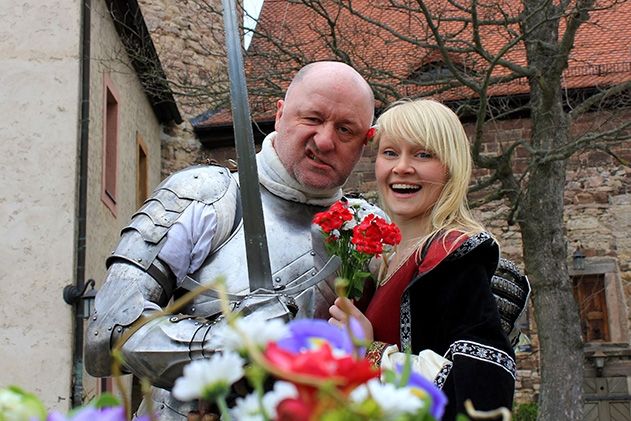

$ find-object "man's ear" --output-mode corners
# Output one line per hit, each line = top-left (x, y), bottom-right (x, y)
(274, 99), (284, 132)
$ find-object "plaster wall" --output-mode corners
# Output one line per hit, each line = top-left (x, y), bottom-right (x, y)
(82, 0), (163, 399)
(0, 0), (82, 411)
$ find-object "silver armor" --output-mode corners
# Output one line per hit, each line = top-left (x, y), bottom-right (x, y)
(85, 165), (344, 419)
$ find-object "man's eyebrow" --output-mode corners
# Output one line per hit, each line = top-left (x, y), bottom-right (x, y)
(337, 117), (362, 127)
(296, 107), (323, 116)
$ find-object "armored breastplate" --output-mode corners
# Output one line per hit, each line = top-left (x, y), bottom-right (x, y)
(186, 186), (336, 320)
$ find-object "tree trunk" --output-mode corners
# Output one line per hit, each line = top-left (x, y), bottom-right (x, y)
(518, 126), (584, 420)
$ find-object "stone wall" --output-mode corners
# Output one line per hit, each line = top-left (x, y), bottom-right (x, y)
(139, 0), (231, 177)
(138, 0), (229, 119)
(0, 0), (82, 410)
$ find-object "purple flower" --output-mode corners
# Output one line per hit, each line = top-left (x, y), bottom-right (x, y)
(276, 319), (363, 355)
(47, 406), (150, 421)
(403, 366), (448, 420)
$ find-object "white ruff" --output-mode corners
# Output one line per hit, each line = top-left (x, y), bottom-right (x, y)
(256, 133), (343, 206)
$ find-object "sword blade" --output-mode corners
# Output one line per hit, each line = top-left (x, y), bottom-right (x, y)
(221, 0), (273, 291)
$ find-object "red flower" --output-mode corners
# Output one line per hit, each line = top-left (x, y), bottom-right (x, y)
(365, 127), (377, 144)
(375, 218), (402, 246)
(351, 215), (402, 256)
(312, 200), (353, 233)
(276, 398), (314, 421)
(264, 342), (380, 401)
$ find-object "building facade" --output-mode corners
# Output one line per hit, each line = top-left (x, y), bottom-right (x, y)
(0, 0), (180, 411)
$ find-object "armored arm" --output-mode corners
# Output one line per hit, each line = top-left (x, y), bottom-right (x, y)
(85, 165), (239, 389)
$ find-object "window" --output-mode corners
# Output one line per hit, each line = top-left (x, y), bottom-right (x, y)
(102, 75), (119, 215)
(408, 61), (475, 83)
(99, 377), (113, 394)
(136, 132), (148, 208)
(573, 274), (610, 342)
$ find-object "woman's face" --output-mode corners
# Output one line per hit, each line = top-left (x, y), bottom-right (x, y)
(375, 135), (448, 223)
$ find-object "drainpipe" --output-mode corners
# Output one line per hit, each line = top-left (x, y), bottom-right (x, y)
(70, 0), (91, 408)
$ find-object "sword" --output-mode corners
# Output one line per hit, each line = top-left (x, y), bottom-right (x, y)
(221, 0), (273, 291)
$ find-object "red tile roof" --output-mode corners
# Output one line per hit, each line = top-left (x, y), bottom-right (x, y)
(197, 0), (631, 128)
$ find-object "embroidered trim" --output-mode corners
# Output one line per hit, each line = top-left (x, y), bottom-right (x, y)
(447, 232), (492, 261)
(433, 361), (453, 390)
(365, 341), (389, 368)
(445, 340), (516, 379)
(400, 291), (412, 351)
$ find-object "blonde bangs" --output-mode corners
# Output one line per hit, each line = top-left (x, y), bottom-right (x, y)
(374, 99), (486, 240)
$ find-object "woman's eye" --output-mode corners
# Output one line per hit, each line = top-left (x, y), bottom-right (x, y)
(416, 151), (433, 159)
(382, 149), (398, 157)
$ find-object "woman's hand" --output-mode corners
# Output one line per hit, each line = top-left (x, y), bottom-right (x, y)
(328, 297), (374, 342)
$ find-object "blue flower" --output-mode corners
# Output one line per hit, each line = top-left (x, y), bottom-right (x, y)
(403, 366), (448, 420)
(276, 319), (362, 355)
(47, 406), (148, 421)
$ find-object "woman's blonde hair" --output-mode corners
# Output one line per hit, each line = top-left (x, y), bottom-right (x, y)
(374, 98), (486, 252)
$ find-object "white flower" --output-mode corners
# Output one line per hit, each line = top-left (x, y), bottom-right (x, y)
(172, 352), (245, 401)
(216, 317), (289, 353)
(342, 199), (389, 230)
(350, 379), (425, 418)
(230, 381), (298, 421)
(231, 392), (264, 421)
(262, 381), (298, 418)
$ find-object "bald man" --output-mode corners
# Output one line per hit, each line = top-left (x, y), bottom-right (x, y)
(85, 61), (375, 420)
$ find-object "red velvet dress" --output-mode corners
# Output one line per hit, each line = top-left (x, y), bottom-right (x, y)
(366, 232), (467, 347)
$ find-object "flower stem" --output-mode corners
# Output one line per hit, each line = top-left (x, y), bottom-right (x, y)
(217, 396), (232, 421)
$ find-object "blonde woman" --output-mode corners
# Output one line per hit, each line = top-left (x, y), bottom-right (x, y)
(329, 99), (515, 420)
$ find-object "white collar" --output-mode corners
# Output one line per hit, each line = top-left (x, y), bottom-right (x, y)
(256, 132), (343, 206)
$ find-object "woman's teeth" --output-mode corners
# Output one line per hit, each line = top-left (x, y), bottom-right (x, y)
(391, 183), (421, 193)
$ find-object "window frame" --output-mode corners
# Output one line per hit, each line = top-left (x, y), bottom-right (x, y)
(101, 74), (119, 216)
(570, 259), (629, 344)
(136, 132), (149, 209)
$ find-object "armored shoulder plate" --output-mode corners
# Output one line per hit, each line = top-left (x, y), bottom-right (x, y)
(107, 165), (235, 271)
(491, 258), (531, 343)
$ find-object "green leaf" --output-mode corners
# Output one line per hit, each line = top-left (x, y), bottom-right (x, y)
(382, 369), (397, 384)
(0, 386), (47, 421)
(91, 392), (121, 408)
(398, 352), (413, 387)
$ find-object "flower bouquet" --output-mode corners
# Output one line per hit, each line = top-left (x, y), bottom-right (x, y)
(0, 385), (148, 421)
(172, 315), (447, 421)
(312, 198), (401, 300)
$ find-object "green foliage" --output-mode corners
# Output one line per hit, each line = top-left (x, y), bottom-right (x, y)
(0, 386), (47, 421)
(90, 393), (121, 409)
(513, 402), (538, 421)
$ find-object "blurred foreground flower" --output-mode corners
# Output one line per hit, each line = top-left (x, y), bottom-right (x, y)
(47, 406), (140, 421)
(173, 317), (446, 421)
(0, 387), (149, 421)
(276, 318), (361, 355)
(231, 381), (298, 421)
(0, 386), (46, 421)
(172, 352), (245, 402)
(216, 317), (289, 355)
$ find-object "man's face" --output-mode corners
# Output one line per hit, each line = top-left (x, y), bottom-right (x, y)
(273, 72), (373, 190)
